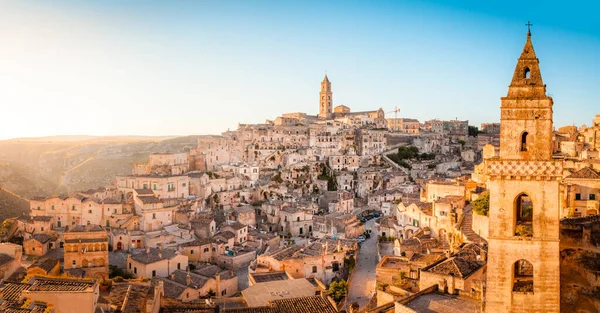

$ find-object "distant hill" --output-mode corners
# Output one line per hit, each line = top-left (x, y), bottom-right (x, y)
(0, 188), (29, 222)
(0, 135), (201, 198)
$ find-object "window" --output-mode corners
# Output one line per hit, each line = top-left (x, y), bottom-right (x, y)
(72, 205), (75, 211)
(312, 266), (317, 273)
(178, 263), (181, 269)
(513, 259), (533, 293)
(515, 194), (533, 237)
(88, 210), (92, 214)
(32, 247), (35, 251)
(524, 67), (531, 79)
(297, 217), (300, 222)
(153, 213), (156, 219)
(153, 184), (157, 190)
(332, 262), (340, 272)
(191, 249), (194, 254)
(221, 289), (227, 296)
(129, 263), (132, 269)
(72, 260), (76, 266)
(521, 132), (529, 152)
(575, 193), (581, 200)
(134, 267), (137, 274)
(590, 194), (596, 200)
(41, 227), (44, 231)
(152, 270), (156, 277)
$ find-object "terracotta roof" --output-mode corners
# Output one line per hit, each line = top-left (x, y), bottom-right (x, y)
(179, 238), (212, 247)
(271, 296), (337, 313)
(223, 221), (246, 231)
(28, 258), (59, 273)
(0, 253), (15, 266)
(426, 257), (483, 279)
(109, 283), (152, 313)
(223, 308), (277, 313)
(137, 196), (163, 204)
(130, 248), (178, 264)
(31, 234), (53, 244)
(68, 224), (105, 232)
(27, 276), (96, 292)
(214, 231), (236, 240)
(567, 167), (600, 180)
(0, 282), (30, 305)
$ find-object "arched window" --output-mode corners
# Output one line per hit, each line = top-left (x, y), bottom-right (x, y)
(512, 259), (533, 293)
(515, 194), (533, 237)
(521, 132), (529, 152)
(524, 67), (531, 79)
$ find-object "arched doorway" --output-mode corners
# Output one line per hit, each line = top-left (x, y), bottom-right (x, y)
(116, 242), (122, 250)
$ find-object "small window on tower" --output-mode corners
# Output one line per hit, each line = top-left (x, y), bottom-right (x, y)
(524, 67), (531, 79)
(521, 132), (529, 152)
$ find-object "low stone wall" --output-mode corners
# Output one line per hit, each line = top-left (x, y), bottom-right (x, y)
(472, 212), (489, 240)
(214, 251), (257, 270)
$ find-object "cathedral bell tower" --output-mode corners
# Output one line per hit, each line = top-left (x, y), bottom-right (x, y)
(318, 75), (332, 119)
(484, 29), (561, 313)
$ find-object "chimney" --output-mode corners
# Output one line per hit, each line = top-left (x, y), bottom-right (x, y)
(186, 270), (191, 286)
(171, 273), (175, 280)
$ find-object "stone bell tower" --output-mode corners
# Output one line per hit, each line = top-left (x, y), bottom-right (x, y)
(484, 29), (561, 312)
(318, 75), (332, 119)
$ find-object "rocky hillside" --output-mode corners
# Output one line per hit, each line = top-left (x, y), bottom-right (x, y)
(0, 188), (29, 222)
(0, 136), (200, 198)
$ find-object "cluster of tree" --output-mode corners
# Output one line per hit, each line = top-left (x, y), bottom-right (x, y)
(343, 255), (356, 273)
(387, 146), (435, 169)
(472, 192), (490, 216)
(327, 279), (349, 302)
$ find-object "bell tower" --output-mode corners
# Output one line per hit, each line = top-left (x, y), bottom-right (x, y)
(484, 29), (561, 313)
(318, 75), (332, 119)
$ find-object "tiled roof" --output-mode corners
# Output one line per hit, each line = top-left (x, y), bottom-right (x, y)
(179, 238), (212, 247)
(0, 253), (15, 267)
(31, 234), (53, 244)
(249, 271), (289, 283)
(223, 308), (277, 313)
(168, 270), (209, 289)
(214, 231), (236, 240)
(137, 196), (163, 204)
(102, 198), (122, 204)
(223, 221), (246, 231)
(160, 279), (187, 298)
(28, 258), (59, 273)
(27, 276), (96, 292)
(426, 257), (483, 279)
(68, 224), (105, 232)
(272, 296), (337, 313)
(130, 248), (178, 264)
(567, 167), (600, 179)
(135, 189), (155, 195)
(0, 283), (31, 305)
(109, 283), (152, 313)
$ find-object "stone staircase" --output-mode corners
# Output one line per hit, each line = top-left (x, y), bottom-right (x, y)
(460, 205), (486, 245)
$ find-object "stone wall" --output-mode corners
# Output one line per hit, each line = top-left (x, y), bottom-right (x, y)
(471, 212), (489, 240)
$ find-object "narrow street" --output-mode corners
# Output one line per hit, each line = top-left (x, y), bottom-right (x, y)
(347, 218), (379, 310)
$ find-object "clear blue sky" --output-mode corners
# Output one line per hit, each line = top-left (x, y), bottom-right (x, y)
(1, 1), (598, 140)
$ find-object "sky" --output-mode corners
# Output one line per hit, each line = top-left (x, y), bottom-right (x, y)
(1, 1), (599, 140)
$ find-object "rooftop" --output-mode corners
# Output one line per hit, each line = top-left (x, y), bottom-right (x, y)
(241, 278), (317, 307)
(130, 248), (178, 264)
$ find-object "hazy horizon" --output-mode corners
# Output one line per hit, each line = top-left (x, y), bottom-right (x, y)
(2, 1), (599, 140)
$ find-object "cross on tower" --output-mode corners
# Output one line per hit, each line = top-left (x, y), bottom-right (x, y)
(525, 21), (533, 35)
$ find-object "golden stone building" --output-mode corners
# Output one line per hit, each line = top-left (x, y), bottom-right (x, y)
(484, 29), (561, 312)
(63, 224), (109, 280)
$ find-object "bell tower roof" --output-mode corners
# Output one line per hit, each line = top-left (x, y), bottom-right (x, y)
(323, 74), (330, 83)
(506, 31), (548, 98)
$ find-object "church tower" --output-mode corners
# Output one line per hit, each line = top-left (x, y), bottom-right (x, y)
(484, 30), (561, 312)
(318, 75), (332, 119)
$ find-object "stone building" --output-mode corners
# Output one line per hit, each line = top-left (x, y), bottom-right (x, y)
(63, 224), (109, 280)
(387, 118), (420, 135)
(483, 30), (561, 313)
(318, 75), (333, 119)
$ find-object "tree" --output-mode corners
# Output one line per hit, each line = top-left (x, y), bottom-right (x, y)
(468, 126), (480, 137)
(327, 279), (348, 302)
(327, 177), (337, 191)
(472, 192), (490, 216)
(214, 205), (226, 227)
(344, 255), (356, 273)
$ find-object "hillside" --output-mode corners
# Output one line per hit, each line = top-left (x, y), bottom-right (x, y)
(0, 135), (201, 198)
(0, 188), (29, 222)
